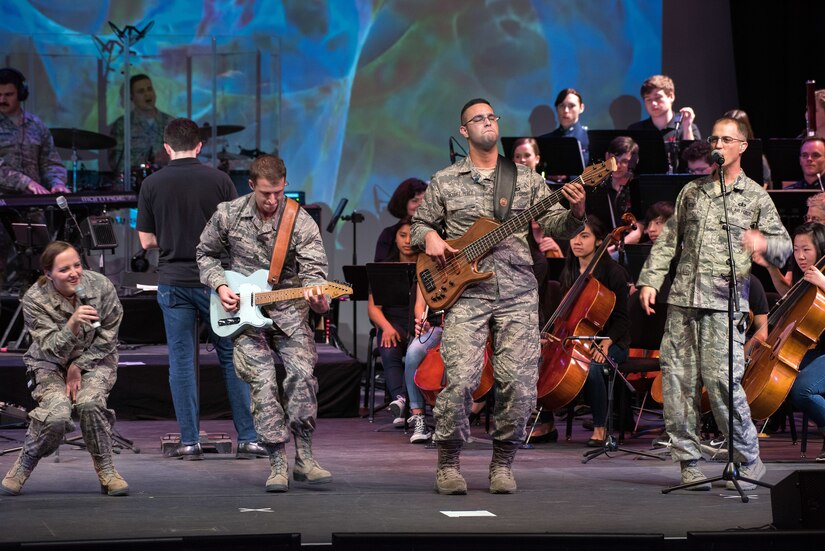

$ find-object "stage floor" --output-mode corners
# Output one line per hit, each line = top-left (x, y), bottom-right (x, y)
(0, 407), (823, 547)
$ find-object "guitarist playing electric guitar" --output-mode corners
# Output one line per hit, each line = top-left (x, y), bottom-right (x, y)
(196, 154), (334, 493)
(409, 98), (589, 496)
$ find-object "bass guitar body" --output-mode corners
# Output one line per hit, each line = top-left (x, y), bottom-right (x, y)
(416, 218), (501, 311)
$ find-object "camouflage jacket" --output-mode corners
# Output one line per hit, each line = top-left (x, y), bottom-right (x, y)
(108, 109), (174, 169)
(637, 172), (791, 312)
(0, 111), (67, 193)
(22, 270), (122, 372)
(196, 194), (327, 337)
(410, 156), (585, 300)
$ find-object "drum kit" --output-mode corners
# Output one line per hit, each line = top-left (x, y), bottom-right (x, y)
(49, 123), (257, 191)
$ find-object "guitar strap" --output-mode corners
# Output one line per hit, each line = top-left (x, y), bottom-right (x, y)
(267, 197), (300, 285)
(493, 155), (517, 222)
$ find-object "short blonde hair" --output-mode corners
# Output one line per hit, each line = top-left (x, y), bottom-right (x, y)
(807, 192), (825, 210)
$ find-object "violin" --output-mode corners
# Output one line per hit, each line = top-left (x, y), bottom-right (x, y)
(536, 213), (636, 411)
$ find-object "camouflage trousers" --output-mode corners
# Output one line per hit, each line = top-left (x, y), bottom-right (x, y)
(23, 360), (117, 460)
(232, 322), (318, 444)
(660, 305), (759, 464)
(435, 294), (540, 444)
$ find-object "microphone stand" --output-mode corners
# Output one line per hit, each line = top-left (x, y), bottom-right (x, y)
(341, 211), (364, 359)
(581, 339), (666, 463)
(662, 162), (771, 501)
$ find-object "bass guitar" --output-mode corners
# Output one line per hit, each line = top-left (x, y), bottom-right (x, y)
(210, 269), (352, 338)
(417, 158), (616, 311)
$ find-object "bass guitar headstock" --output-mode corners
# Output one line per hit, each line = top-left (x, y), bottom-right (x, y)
(578, 158), (617, 188)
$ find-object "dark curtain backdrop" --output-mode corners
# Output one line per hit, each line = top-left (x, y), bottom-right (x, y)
(730, 0), (824, 138)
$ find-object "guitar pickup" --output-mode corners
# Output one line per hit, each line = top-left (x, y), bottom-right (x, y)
(217, 317), (240, 326)
(419, 269), (435, 292)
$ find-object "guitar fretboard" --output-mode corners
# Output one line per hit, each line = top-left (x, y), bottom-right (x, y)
(254, 285), (327, 306)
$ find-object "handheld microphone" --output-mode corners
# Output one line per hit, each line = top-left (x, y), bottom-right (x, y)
(74, 285), (101, 329)
(711, 149), (725, 165)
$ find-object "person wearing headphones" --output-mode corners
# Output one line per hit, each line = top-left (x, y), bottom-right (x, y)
(0, 67), (68, 195)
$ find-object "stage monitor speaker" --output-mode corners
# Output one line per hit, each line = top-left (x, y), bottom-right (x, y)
(771, 469), (825, 529)
(81, 215), (118, 250)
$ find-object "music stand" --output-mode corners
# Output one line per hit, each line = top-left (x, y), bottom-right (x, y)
(364, 262), (417, 422)
(622, 244), (653, 283)
(767, 189), (819, 232)
(11, 223), (49, 271)
(632, 174), (694, 220)
(500, 136), (584, 176)
(764, 138), (803, 186)
(587, 129), (669, 175)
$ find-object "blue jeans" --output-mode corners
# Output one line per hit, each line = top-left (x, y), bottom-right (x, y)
(404, 327), (443, 410)
(157, 284), (257, 445)
(789, 351), (825, 431)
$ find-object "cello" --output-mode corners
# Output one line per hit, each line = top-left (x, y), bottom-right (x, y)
(742, 254), (825, 420)
(414, 337), (495, 407)
(536, 213), (636, 411)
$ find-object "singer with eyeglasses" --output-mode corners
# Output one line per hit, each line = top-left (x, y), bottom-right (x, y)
(1, 241), (128, 497)
(410, 97), (586, 495)
(637, 117), (791, 491)
(786, 137), (825, 191)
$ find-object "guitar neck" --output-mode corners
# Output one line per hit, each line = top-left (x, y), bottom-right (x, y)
(255, 285), (322, 306)
(464, 183), (574, 262)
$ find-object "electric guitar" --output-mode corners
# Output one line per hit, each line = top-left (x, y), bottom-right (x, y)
(417, 159), (616, 310)
(209, 269), (352, 338)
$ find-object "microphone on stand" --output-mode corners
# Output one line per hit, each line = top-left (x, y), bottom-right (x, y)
(672, 112), (683, 136)
(711, 149), (725, 165)
(449, 138), (456, 164)
(817, 172), (824, 192)
(56, 196), (84, 237)
(74, 284), (101, 329)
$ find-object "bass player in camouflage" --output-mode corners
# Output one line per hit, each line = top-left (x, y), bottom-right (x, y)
(196, 155), (331, 493)
(411, 98), (587, 495)
(638, 117), (791, 491)
(1, 241), (128, 496)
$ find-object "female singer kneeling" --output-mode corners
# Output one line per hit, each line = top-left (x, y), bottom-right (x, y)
(0, 241), (128, 496)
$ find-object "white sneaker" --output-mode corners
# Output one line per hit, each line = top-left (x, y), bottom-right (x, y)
(389, 396), (406, 427)
(726, 457), (766, 491)
(408, 414), (432, 443)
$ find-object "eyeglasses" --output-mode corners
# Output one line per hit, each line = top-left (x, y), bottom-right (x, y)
(800, 152), (824, 160)
(688, 167), (712, 175)
(804, 214), (824, 223)
(707, 135), (746, 145)
(462, 114), (501, 126)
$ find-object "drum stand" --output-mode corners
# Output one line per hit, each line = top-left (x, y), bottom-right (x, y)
(582, 343), (665, 463)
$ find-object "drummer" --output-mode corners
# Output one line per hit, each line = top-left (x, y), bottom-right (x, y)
(108, 73), (174, 171)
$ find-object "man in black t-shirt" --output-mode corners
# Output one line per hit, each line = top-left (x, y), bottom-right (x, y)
(136, 118), (262, 460)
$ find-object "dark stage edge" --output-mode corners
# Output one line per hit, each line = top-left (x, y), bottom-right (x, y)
(1, 413), (824, 548)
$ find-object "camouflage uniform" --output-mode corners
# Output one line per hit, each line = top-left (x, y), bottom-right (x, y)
(638, 173), (791, 464)
(0, 110), (67, 193)
(410, 157), (585, 444)
(108, 110), (174, 170)
(196, 194), (327, 444)
(20, 270), (123, 461)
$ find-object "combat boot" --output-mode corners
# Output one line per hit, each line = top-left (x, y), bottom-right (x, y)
(292, 432), (332, 484)
(435, 440), (467, 495)
(264, 442), (289, 492)
(489, 440), (518, 494)
(91, 453), (129, 496)
(1, 451), (38, 496)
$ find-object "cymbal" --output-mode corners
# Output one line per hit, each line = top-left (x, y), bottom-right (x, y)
(50, 128), (116, 150)
(198, 124), (244, 139)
